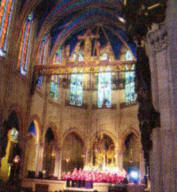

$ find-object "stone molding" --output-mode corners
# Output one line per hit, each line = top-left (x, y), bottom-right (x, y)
(147, 24), (168, 53)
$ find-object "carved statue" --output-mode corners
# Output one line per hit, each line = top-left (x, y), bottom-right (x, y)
(78, 29), (99, 61)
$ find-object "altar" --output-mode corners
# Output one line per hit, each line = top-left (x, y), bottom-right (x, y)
(22, 178), (145, 192)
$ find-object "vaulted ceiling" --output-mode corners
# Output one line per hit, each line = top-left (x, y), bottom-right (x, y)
(20, 0), (166, 59)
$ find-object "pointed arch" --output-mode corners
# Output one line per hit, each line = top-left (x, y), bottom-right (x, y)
(17, 12), (33, 75)
(62, 128), (84, 148)
(120, 128), (141, 152)
(62, 130), (84, 172)
(0, 0), (15, 56)
(37, 34), (47, 87)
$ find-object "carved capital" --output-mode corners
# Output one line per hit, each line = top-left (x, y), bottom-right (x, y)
(147, 24), (168, 53)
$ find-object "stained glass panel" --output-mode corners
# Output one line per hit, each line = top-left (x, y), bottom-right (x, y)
(18, 12), (33, 75)
(50, 75), (59, 99)
(28, 122), (36, 137)
(125, 65), (135, 103)
(39, 35), (47, 65)
(53, 47), (62, 64)
(69, 72), (83, 106)
(37, 35), (47, 87)
(125, 50), (133, 61)
(98, 69), (112, 108)
(37, 75), (43, 87)
(0, 0), (14, 56)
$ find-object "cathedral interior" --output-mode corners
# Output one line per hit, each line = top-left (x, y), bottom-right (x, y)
(0, 0), (176, 192)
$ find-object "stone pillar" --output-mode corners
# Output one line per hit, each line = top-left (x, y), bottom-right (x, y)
(167, 1), (177, 191)
(56, 149), (62, 179)
(117, 150), (123, 170)
(84, 149), (91, 167)
(160, 129), (175, 192)
(35, 143), (44, 176)
(149, 128), (162, 192)
(147, 12), (177, 191)
(53, 148), (61, 178)
(139, 150), (145, 181)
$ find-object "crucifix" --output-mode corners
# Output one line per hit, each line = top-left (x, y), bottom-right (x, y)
(78, 29), (99, 60)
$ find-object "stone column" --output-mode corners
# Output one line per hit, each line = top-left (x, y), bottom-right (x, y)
(56, 149), (62, 179)
(149, 128), (162, 192)
(160, 129), (175, 192)
(117, 150), (123, 170)
(167, 1), (177, 191)
(147, 15), (177, 191)
(35, 143), (44, 176)
(84, 141), (92, 168)
(139, 150), (145, 181)
(53, 148), (60, 178)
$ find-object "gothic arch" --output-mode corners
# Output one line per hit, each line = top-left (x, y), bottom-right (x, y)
(62, 127), (85, 148)
(91, 129), (118, 150)
(34, 0), (123, 54)
(28, 114), (42, 144)
(120, 127), (141, 153)
(43, 126), (57, 177)
(42, 122), (58, 145)
(8, 104), (24, 132)
(61, 130), (85, 172)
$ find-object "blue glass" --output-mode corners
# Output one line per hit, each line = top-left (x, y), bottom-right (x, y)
(37, 75), (43, 87)
(125, 65), (135, 103)
(69, 72), (83, 106)
(0, 0), (15, 56)
(28, 122), (36, 137)
(50, 75), (59, 99)
(98, 70), (112, 108)
(37, 35), (47, 87)
(54, 47), (62, 64)
(18, 12), (33, 75)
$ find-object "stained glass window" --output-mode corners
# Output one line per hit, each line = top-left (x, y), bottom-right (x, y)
(69, 71), (83, 106)
(39, 35), (47, 65)
(125, 65), (136, 103)
(17, 12), (33, 75)
(49, 75), (59, 99)
(53, 47), (62, 64)
(125, 49), (133, 61)
(98, 68), (112, 108)
(37, 35), (47, 87)
(0, 0), (15, 56)
(28, 122), (36, 137)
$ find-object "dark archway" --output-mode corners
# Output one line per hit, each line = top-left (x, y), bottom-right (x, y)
(123, 133), (140, 173)
(43, 128), (56, 178)
(62, 132), (84, 173)
(1, 111), (19, 157)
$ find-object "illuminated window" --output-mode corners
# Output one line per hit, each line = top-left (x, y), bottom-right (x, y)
(125, 49), (133, 61)
(28, 122), (36, 137)
(49, 75), (59, 99)
(0, 0), (15, 56)
(37, 35), (47, 87)
(69, 70), (83, 106)
(53, 47), (62, 65)
(98, 68), (112, 108)
(125, 65), (136, 103)
(39, 35), (47, 65)
(17, 12), (33, 75)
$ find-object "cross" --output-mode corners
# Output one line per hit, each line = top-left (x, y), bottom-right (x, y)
(78, 29), (99, 59)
